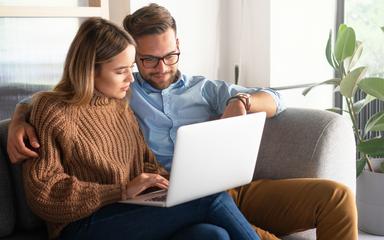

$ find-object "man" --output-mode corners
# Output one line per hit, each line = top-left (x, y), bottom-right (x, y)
(8, 3), (357, 240)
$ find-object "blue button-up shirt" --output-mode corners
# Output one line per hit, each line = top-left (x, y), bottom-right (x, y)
(130, 72), (284, 170)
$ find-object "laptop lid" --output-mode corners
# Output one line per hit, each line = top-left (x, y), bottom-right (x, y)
(165, 112), (266, 207)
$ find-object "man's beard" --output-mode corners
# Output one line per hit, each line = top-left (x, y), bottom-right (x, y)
(142, 70), (178, 89)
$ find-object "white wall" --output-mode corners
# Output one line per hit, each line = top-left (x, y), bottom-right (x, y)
(108, 0), (130, 27)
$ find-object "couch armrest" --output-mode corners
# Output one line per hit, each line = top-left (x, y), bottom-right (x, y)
(254, 108), (356, 192)
(0, 119), (16, 237)
(0, 119), (44, 233)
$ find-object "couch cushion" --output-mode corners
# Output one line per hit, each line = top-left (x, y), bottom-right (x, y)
(0, 119), (16, 237)
(0, 119), (44, 231)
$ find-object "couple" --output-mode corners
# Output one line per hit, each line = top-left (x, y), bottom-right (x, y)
(8, 3), (357, 240)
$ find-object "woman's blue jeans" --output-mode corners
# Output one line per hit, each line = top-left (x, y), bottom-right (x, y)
(60, 192), (260, 240)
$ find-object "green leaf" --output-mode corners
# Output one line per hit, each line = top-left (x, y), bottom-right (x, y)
(358, 138), (384, 157)
(334, 24), (347, 62)
(335, 25), (356, 62)
(358, 77), (384, 100)
(340, 66), (367, 97)
(346, 41), (363, 72)
(356, 157), (367, 177)
(332, 54), (340, 70)
(381, 26), (384, 33)
(352, 94), (376, 113)
(325, 30), (336, 69)
(365, 111), (384, 133)
(302, 78), (341, 96)
(338, 24), (347, 35)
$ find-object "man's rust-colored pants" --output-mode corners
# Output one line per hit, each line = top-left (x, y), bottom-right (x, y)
(228, 178), (358, 240)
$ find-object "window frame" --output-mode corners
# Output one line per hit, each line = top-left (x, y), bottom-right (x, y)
(0, 0), (109, 18)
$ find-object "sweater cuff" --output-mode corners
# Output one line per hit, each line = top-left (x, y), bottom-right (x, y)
(99, 184), (124, 204)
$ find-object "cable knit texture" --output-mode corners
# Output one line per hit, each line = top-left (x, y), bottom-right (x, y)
(22, 92), (164, 239)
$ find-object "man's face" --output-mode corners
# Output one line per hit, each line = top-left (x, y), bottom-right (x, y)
(135, 28), (179, 90)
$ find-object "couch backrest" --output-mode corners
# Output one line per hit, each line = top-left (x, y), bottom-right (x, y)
(0, 119), (45, 237)
(0, 84), (52, 121)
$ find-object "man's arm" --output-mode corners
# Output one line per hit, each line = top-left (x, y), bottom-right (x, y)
(222, 91), (277, 119)
(248, 91), (277, 117)
(7, 103), (40, 164)
(201, 79), (283, 119)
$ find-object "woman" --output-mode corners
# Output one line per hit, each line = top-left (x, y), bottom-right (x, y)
(22, 17), (259, 240)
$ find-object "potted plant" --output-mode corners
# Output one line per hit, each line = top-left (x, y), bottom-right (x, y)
(303, 24), (384, 235)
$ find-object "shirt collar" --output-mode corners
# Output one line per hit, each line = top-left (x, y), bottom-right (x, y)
(134, 71), (186, 93)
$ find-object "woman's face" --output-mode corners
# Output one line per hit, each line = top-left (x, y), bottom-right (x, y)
(94, 45), (136, 99)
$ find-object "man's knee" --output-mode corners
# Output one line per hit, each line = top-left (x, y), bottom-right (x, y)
(321, 180), (354, 203)
(318, 180), (356, 217)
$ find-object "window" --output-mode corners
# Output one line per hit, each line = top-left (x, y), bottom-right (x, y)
(269, 0), (337, 109)
(345, 0), (384, 77)
(0, 0), (109, 120)
(345, 0), (384, 138)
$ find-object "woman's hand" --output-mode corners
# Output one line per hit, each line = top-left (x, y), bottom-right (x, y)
(124, 173), (169, 199)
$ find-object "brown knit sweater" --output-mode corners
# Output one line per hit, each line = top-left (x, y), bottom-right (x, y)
(23, 93), (164, 239)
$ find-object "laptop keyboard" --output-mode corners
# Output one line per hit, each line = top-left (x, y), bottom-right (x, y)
(145, 193), (167, 202)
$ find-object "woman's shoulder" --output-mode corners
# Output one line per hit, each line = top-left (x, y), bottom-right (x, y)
(33, 93), (65, 108)
(32, 93), (68, 114)
(30, 93), (69, 129)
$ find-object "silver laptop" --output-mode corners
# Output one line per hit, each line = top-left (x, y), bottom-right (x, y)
(120, 112), (266, 207)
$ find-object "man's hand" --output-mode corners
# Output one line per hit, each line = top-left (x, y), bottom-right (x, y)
(221, 100), (247, 119)
(7, 120), (40, 164)
(7, 104), (40, 164)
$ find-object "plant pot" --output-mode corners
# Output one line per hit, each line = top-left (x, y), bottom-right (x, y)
(356, 166), (384, 235)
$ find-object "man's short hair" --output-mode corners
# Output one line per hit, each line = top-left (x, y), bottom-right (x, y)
(123, 3), (177, 39)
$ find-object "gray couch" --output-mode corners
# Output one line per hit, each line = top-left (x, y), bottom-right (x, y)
(0, 108), (356, 239)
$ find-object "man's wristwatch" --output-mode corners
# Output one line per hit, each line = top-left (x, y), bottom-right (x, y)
(225, 93), (251, 111)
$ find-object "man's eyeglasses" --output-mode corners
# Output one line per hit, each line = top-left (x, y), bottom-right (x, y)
(138, 52), (180, 69)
